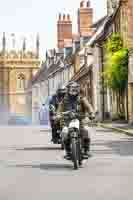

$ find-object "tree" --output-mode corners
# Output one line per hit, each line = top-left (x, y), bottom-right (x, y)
(104, 34), (128, 118)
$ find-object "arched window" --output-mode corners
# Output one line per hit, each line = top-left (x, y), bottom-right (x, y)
(17, 73), (26, 89)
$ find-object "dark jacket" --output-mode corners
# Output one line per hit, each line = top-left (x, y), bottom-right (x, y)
(57, 94), (94, 114)
(49, 94), (64, 121)
(57, 94), (94, 127)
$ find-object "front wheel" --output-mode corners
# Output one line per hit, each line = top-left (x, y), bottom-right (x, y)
(77, 138), (82, 166)
(71, 138), (78, 170)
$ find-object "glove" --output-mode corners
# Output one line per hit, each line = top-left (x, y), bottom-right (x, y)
(82, 116), (90, 125)
(55, 114), (61, 120)
(90, 114), (95, 120)
(49, 105), (55, 112)
(69, 112), (76, 119)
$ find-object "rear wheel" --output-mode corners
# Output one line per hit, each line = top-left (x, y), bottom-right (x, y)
(71, 138), (78, 170)
(61, 141), (64, 150)
(60, 132), (64, 150)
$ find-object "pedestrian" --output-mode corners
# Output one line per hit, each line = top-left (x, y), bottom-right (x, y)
(39, 104), (48, 126)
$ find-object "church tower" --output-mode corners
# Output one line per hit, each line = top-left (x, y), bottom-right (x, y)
(2, 32), (6, 54)
(0, 33), (40, 123)
(36, 33), (40, 58)
(22, 37), (26, 52)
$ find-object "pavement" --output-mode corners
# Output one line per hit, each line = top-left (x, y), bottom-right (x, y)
(0, 126), (133, 199)
(98, 121), (133, 136)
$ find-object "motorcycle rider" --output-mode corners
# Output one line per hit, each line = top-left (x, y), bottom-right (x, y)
(57, 81), (95, 159)
(49, 84), (66, 143)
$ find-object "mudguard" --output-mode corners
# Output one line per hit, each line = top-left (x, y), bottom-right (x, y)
(69, 119), (80, 130)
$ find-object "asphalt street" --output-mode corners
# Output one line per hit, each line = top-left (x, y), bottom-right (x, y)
(0, 125), (133, 200)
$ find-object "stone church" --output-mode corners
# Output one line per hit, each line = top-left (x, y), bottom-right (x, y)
(0, 33), (40, 123)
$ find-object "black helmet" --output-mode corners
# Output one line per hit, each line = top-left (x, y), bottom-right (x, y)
(67, 81), (80, 96)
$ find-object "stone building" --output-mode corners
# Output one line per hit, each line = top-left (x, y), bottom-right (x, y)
(90, 16), (114, 121)
(72, 15), (111, 121)
(31, 62), (48, 124)
(127, 0), (133, 123)
(91, 0), (130, 121)
(106, 0), (133, 122)
(0, 33), (40, 123)
(31, 47), (74, 124)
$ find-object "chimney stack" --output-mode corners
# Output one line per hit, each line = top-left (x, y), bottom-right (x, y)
(22, 37), (26, 52)
(87, 1), (90, 7)
(80, 1), (84, 8)
(63, 14), (66, 21)
(36, 33), (40, 59)
(57, 13), (72, 49)
(59, 13), (61, 21)
(78, 0), (93, 37)
(2, 32), (6, 53)
(67, 14), (70, 21)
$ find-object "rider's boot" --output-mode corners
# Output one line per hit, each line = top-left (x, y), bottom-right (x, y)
(64, 151), (71, 160)
(83, 138), (91, 159)
(64, 141), (71, 160)
(51, 128), (58, 144)
(51, 128), (55, 142)
(56, 130), (61, 144)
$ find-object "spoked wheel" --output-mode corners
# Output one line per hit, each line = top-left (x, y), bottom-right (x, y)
(71, 138), (79, 170)
(77, 138), (82, 166)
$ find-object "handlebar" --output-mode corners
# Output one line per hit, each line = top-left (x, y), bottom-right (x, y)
(57, 110), (95, 120)
(60, 110), (76, 115)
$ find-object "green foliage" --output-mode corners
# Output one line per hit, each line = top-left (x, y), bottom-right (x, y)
(105, 33), (123, 53)
(104, 34), (128, 92)
(104, 48), (128, 91)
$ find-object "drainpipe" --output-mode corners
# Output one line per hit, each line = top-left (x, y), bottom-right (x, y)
(96, 43), (105, 121)
(126, 82), (129, 122)
(101, 46), (105, 121)
(126, 50), (129, 122)
(48, 79), (50, 96)
(47, 78), (50, 97)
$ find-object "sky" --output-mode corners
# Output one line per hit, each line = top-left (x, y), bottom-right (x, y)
(0, 0), (107, 59)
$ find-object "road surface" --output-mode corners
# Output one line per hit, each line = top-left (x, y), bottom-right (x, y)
(0, 126), (133, 200)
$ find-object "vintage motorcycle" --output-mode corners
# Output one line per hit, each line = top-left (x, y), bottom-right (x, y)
(59, 110), (96, 170)
(58, 110), (83, 170)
